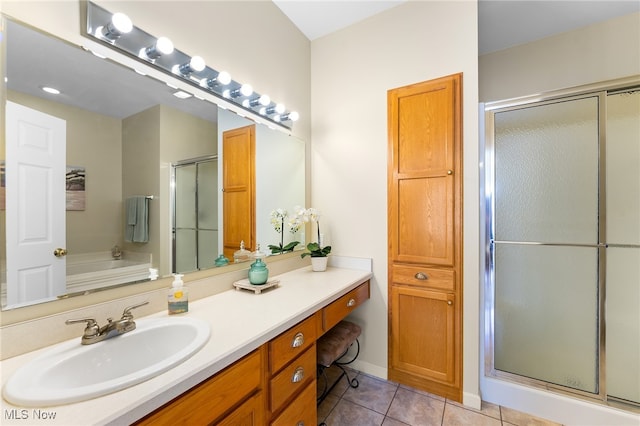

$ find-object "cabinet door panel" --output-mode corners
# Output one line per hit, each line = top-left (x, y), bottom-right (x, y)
(390, 285), (456, 384)
(217, 391), (264, 426)
(395, 176), (454, 265)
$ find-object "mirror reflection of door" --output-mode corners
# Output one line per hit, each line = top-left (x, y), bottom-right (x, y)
(172, 157), (219, 274)
(222, 125), (256, 260)
(5, 101), (67, 307)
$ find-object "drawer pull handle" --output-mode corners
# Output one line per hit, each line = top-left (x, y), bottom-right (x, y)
(291, 332), (304, 348)
(415, 272), (428, 280)
(297, 422), (305, 426)
(292, 366), (304, 383)
(347, 298), (356, 307)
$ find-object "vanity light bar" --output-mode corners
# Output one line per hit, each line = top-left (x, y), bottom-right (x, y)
(84, 1), (299, 128)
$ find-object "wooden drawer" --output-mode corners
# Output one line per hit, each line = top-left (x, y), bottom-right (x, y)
(269, 345), (316, 412)
(270, 380), (317, 426)
(323, 281), (370, 332)
(135, 347), (263, 425)
(391, 265), (454, 291)
(269, 312), (319, 373)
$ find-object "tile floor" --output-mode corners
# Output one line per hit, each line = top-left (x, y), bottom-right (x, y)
(317, 366), (563, 426)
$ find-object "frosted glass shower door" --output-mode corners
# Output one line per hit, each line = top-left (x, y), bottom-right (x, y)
(173, 159), (219, 274)
(605, 90), (640, 404)
(174, 165), (198, 273)
(492, 97), (600, 393)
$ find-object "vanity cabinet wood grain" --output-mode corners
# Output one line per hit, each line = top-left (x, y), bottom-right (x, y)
(387, 73), (463, 402)
(134, 346), (266, 425)
(322, 281), (370, 332)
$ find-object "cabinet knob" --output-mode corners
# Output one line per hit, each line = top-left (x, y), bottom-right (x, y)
(291, 332), (304, 348)
(291, 366), (304, 383)
(414, 272), (428, 280)
(447, 170), (453, 175)
(347, 298), (356, 307)
(297, 422), (305, 426)
(447, 300), (453, 306)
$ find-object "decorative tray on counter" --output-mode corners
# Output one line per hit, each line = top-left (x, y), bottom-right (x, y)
(233, 278), (280, 294)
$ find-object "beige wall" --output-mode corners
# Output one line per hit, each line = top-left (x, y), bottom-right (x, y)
(310, 0), (480, 406)
(479, 12), (640, 102)
(8, 90), (123, 254)
(122, 106), (161, 270)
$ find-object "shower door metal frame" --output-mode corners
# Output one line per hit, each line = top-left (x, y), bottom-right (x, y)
(171, 155), (218, 274)
(483, 76), (640, 407)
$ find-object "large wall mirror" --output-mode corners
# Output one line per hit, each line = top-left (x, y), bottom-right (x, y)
(0, 17), (306, 311)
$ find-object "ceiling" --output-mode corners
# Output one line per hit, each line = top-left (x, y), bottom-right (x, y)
(273, 0), (640, 55)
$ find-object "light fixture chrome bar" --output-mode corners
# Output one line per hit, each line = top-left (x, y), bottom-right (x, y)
(83, 1), (298, 129)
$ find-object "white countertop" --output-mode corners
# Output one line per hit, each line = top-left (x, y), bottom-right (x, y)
(0, 263), (372, 425)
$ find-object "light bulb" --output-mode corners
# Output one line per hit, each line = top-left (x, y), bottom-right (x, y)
(240, 84), (253, 97)
(141, 36), (174, 60)
(289, 111), (300, 122)
(247, 94), (271, 108)
(189, 56), (206, 72)
(99, 12), (132, 40)
(175, 55), (206, 76)
(259, 94), (271, 106)
(111, 13), (133, 33)
(201, 71), (232, 90)
(217, 71), (231, 85)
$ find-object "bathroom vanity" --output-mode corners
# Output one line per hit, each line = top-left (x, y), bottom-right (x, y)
(0, 262), (371, 425)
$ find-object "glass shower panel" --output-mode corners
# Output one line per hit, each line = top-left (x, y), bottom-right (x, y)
(493, 96), (600, 395)
(175, 229), (197, 273)
(606, 247), (640, 403)
(606, 89), (640, 404)
(196, 160), (218, 269)
(606, 90), (640, 246)
(494, 98), (599, 244)
(174, 165), (197, 273)
(175, 166), (197, 229)
(494, 244), (598, 393)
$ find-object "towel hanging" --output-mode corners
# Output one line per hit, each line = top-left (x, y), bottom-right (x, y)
(125, 196), (149, 243)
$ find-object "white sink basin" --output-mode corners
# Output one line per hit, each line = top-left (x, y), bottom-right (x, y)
(3, 316), (211, 407)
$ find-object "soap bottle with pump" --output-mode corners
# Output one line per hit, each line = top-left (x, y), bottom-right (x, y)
(168, 273), (188, 314)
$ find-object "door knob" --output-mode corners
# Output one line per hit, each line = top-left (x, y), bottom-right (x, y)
(53, 248), (67, 257)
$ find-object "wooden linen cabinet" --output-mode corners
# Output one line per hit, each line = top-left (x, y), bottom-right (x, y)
(387, 73), (463, 401)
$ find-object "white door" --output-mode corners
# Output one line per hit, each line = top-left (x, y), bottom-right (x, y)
(5, 101), (66, 308)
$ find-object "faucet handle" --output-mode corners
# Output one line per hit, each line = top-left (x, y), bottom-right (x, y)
(65, 318), (100, 337)
(121, 301), (149, 320)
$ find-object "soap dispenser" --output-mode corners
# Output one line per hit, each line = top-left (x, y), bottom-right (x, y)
(233, 240), (251, 263)
(168, 273), (188, 314)
(248, 244), (269, 285)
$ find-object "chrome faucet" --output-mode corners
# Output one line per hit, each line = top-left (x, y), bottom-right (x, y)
(66, 301), (149, 345)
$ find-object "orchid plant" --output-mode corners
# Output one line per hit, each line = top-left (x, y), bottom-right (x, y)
(299, 207), (332, 258)
(268, 208), (300, 254)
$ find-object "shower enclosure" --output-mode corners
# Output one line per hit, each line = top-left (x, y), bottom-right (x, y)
(484, 78), (639, 409)
(172, 156), (219, 274)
